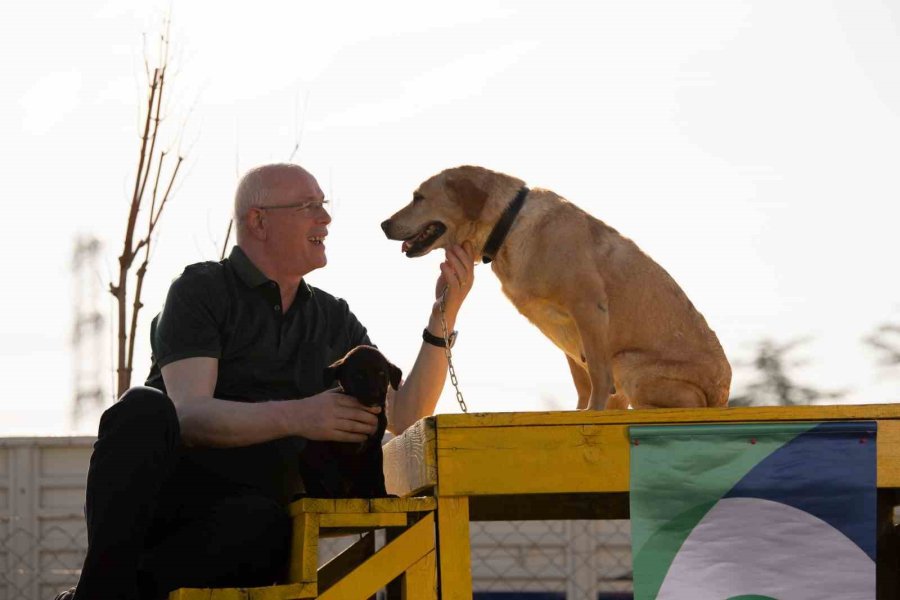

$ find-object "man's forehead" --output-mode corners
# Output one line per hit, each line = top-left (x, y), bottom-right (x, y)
(270, 168), (322, 197)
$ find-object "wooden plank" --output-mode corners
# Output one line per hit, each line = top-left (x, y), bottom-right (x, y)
(370, 496), (437, 513)
(288, 498), (369, 516)
(384, 418), (437, 496)
(319, 513), (408, 528)
(169, 590), (212, 600)
(287, 512), (318, 584)
(168, 583), (316, 600)
(433, 420), (900, 493)
(317, 513), (435, 600)
(878, 420), (900, 487)
(437, 425), (631, 495)
(242, 584), (316, 599)
(436, 497), (472, 600)
(402, 549), (436, 600)
(289, 498), (335, 516)
(434, 404), (900, 428)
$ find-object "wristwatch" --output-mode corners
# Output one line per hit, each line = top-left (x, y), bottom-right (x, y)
(423, 328), (457, 348)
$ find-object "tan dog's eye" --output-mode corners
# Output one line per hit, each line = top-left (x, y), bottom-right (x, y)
(413, 192), (424, 203)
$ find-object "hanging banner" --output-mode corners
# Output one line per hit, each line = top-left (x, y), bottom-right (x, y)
(629, 421), (876, 600)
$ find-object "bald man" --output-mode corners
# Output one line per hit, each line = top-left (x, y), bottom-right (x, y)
(59, 164), (474, 600)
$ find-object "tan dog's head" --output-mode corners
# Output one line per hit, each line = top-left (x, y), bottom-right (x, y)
(381, 165), (523, 258)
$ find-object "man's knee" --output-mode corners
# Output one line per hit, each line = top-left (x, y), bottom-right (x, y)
(99, 386), (179, 440)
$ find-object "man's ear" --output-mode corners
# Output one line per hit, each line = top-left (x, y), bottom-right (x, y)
(445, 176), (487, 221)
(388, 363), (403, 390)
(245, 208), (268, 241)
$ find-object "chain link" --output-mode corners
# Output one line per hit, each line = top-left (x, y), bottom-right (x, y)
(439, 286), (467, 412)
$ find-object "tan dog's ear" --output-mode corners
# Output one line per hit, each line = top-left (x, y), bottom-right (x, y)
(388, 363), (403, 390)
(445, 176), (487, 221)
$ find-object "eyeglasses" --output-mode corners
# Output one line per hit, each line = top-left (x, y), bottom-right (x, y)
(257, 199), (330, 215)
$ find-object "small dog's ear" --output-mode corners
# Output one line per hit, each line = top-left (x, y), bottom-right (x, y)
(323, 357), (344, 387)
(388, 363), (403, 390)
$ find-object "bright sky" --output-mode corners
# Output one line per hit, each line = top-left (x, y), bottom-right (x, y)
(2, 0), (899, 435)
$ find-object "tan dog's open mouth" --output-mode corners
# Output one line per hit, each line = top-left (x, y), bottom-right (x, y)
(400, 221), (447, 257)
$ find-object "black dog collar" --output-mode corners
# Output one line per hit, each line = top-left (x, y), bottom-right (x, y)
(481, 186), (529, 264)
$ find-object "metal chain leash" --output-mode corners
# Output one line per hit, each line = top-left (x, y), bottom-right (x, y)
(439, 286), (467, 412)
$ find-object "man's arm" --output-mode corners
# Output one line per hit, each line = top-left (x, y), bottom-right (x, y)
(162, 357), (381, 447)
(387, 243), (475, 434)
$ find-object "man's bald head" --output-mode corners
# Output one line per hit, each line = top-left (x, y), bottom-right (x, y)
(234, 163), (322, 243)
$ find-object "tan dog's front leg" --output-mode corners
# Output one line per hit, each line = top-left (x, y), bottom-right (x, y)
(566, 354), (592, 409)
(569, 299), (613, 410)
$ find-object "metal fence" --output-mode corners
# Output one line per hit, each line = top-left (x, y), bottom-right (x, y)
(10, 520), (633, 600)
(318, 520), (633, 599)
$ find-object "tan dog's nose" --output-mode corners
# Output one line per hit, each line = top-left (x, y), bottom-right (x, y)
(380, 219), (391, 236)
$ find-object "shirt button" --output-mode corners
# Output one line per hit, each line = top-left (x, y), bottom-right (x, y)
(274, 305), (281, 312)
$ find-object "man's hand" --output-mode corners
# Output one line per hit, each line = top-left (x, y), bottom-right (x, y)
(288, 389), (381, 442)
(432, 242), (475, 325)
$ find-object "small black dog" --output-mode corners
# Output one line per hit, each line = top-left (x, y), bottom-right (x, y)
(298, 345), (402, 498)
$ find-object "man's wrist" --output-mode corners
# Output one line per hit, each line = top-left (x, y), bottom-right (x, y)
(423, 327), (457, 348)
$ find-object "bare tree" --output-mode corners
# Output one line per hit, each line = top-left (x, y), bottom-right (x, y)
(109, 19), (187, 397)
(730, 338), (845, 407)
(864, 322), (900, 368)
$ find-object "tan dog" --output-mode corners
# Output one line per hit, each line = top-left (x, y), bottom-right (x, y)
(381, 165), (731, 410)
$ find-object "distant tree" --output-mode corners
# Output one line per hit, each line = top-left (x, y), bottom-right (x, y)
(730, 338), (845, 407)
(864, 322), (900, 368)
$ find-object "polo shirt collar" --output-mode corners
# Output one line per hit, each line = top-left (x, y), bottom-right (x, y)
(228, 246), (313, 301)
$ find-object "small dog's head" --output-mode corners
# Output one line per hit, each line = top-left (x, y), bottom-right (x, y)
(323, 345), (402, 407)
(380, 165), (524, 258)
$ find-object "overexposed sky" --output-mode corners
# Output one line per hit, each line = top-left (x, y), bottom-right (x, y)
(2, 0), (899, 434)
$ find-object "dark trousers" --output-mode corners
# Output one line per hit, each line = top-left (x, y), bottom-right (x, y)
(73, 387), (291, 600)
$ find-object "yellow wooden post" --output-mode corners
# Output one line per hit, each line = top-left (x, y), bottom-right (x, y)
(288, 511), (318, 584)
(436, 496), (472, 600)
(402, 548), (437, 599)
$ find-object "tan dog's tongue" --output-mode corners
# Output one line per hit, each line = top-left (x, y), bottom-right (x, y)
(402, 241), (411, 253)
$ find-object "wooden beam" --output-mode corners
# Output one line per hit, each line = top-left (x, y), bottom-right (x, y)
(436, 497), (472, 600)
(287, 512), (318, 584)
(437, 424), (631, 495)
(402, 549), (437, 600)
(434, 404), (900, 428)
(382, 412), (900, 496)
(384, 417), (437, 496)
(168, 582), (316, 600)
(319, 513), (408, 528)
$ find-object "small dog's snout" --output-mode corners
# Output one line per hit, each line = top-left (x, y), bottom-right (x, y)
(380, 219), (391, 235)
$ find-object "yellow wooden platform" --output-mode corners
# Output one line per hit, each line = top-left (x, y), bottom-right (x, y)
(383, 404), (900, 599)
(171, 497), (437, 600)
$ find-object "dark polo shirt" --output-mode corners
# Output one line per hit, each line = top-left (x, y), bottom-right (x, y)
(145, 246), (372, 503)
